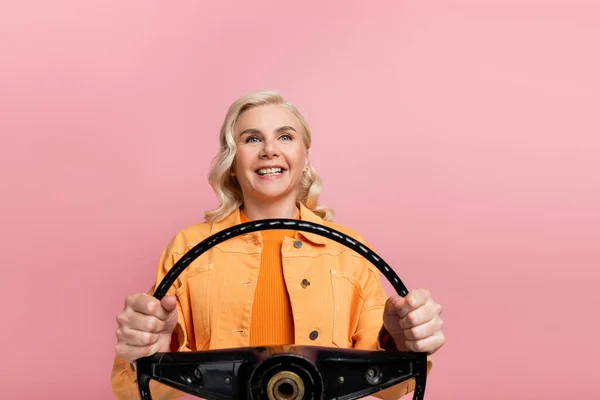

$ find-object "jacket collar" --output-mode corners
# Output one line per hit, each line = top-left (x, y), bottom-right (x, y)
(209, 202), (327, 245)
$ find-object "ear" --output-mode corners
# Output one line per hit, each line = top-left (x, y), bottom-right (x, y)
(230, 158), (238, 177)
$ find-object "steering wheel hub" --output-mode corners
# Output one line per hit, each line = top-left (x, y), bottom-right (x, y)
(267, 371), (304, 400)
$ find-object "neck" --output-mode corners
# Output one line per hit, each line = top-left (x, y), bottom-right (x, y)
(241, 197), (300, 220)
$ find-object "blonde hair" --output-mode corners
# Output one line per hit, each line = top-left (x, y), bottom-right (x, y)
(204, 90), (334, 223)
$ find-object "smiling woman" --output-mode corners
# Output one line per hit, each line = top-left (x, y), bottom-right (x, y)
(227, 104), (313, 220)
(204, 91), (333, 224)
(110, 90), (445, 400)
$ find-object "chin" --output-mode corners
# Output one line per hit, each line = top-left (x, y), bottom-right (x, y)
(250, 184), (295, 201)
(255, 190), (289, 200)
(243, 178), (300, 202)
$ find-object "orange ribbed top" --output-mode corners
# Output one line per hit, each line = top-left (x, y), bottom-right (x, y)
(241, 210), (297, 346)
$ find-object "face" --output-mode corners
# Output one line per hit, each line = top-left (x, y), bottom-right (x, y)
(232, 104), (308, 205)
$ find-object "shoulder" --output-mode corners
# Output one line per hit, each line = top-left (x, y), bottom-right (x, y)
(299, 203), (370, 244)
(160, 205), (246, 257)
(320, 219), (369, 245)
(162, 221), (214, 257)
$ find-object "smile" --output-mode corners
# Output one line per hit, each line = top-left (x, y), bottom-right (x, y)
(256, 167), (284, 176)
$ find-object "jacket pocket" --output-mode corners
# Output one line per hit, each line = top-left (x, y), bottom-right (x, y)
(330, 269), (352, 348)
(176, 263), (213, 351)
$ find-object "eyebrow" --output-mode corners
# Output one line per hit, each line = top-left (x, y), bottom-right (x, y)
(239, 126), (297, 136)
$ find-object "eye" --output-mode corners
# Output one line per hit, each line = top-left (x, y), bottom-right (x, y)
(245, 136), (260, 143)
(279, 134), (293, 141)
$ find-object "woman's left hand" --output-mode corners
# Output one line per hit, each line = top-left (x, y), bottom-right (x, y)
(382, 289), (445, 355)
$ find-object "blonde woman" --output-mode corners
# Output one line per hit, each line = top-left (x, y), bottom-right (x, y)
(111, 91), (445, 399)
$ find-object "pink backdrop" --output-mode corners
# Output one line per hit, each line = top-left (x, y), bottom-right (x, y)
(1, 1), (599, 399)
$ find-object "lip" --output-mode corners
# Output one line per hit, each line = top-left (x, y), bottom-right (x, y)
(255, 165), (287, 180)
(255, 165), (287, 172)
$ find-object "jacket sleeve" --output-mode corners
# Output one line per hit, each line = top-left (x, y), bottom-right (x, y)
(352, 253), (433, 400)
(110, 244), (194, 400)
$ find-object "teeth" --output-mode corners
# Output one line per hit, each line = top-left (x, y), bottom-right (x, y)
(257, 167), (283, 175)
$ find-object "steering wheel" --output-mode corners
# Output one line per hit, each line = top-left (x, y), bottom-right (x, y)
(135, 219), (429, 400)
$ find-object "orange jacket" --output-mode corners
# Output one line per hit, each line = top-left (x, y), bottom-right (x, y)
(110, 203), (432, 399)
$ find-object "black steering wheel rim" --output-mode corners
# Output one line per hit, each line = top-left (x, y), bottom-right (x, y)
(136, 218), (428, 400)
(153, 219), (409, 300)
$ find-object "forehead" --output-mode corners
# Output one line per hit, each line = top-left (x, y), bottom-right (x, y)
(234, 104), (301, 134)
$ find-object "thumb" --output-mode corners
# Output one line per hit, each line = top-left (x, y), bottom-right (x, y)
(384, 295), (405, 315)
(160, 295), (178, 313)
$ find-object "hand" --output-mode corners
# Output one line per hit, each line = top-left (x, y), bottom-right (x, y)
(115, 293), (179, 362)
(383, 289), (445, 355)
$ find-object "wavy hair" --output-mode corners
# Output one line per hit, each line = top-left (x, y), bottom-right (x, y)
(204, 90), (334, 223)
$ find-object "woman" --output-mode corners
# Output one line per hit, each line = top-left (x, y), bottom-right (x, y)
(111, 91), (445, 399)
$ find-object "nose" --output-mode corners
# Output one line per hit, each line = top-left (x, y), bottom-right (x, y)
(259, 138), (279, 159)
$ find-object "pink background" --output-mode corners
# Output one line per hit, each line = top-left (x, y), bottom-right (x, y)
(1, 0), (599, 399)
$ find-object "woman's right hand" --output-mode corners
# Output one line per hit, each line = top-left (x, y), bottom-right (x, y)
(115, 293), (179, 363)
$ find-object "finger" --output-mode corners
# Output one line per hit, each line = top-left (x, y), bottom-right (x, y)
(405, 332), (446, 354)
(399, 289), (430, 318)
(116, 326), (161, 347)
(115, 342), (161, 363)
(384, 295), (405, 315)
(160, 295), (178, 313)
(117, 311), (166, 333)
(402, 317), (443, 341)
(126, 294), (155, 315)
(130, 294), (173, 321)
(399, 299), (438, 329)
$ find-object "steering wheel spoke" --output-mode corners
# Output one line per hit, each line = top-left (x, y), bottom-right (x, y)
(137, 349), (260, 400)
(316, 347), (427, 400)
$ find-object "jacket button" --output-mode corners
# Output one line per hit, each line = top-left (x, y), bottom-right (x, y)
(309, 330), (318, 340)
(293, 240), (302, 248)
(301, 279), (310, 288)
